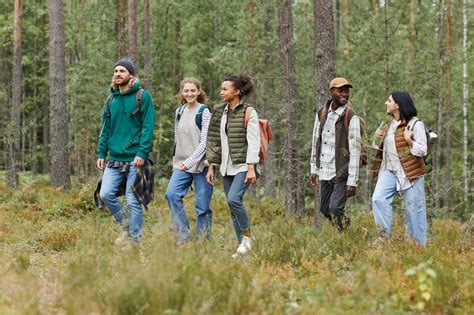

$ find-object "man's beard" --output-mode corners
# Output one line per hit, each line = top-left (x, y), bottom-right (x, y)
(116, 77), (130, 86)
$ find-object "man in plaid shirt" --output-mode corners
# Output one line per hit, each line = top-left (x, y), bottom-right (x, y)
(309, 78), (361, 231)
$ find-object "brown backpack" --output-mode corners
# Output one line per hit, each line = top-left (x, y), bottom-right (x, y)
(244, 107), (273, 165)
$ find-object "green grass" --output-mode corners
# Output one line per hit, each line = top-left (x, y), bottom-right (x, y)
(0, 174), (472, 314)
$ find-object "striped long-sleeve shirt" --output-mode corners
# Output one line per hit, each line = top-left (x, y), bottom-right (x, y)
(173, 104), (211, 173)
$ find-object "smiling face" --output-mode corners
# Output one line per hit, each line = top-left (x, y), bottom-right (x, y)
(181, 82), (199, 104)
(330, 85), (350, 106)
(113, 66), (132, 86)
(220, 81), (240, 103)
(385, 94), (399, 116)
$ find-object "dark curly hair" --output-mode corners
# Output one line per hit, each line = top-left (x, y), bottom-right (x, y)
(223, 75), (254, 97)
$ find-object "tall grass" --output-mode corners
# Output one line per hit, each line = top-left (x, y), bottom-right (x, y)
(0, 174), (472, 314)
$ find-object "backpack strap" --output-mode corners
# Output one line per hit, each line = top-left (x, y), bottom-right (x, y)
(130, 88), (144, 116)
(244, 106), (254, 128)
(195, 104), (207, 130)
(176, 104), (186, 124)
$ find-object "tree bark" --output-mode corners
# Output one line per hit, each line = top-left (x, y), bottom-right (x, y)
(128, 0), (138, 65)
(262, 1), (276, 198)
(407, 0), (416, 84)
(116, 0), (127, 58)
(278, 0), (305, 214)
(48, 0), (71, 189)
(7, 0), (23, 188)
(341, 0), (349, 60)
(462, 0), (469, 201)
(313, 0), (336, 227)
(383, 1), (390, 94)
(172, 17), (181, 96)
(143, 0), (153, 91)
(429, 0), (444, 228)
(443, 0), (452, 208)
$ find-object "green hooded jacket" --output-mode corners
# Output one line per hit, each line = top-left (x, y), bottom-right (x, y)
(97, 82), (155, 161)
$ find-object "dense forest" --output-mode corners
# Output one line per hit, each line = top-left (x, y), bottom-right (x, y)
(1, 0), (472, 218)
(0, 0), (473, 314)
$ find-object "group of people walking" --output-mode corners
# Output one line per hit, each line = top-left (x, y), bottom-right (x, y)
(96, 58), (428, 258)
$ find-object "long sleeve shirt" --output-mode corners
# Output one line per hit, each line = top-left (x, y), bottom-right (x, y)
(310, 105), (361, 187)
(172, 104), (211, 173)
(219, 105), (260, 177)
(382, 117), (427, 191)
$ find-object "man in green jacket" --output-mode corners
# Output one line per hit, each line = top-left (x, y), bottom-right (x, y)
(97, 58), (155, 246)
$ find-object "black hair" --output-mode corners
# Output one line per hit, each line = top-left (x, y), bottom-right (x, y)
(223, 75), (254, 97)
(391, 91), (417, 122)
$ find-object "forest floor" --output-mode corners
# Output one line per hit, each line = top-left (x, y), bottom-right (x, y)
(0, 173), (472, 314)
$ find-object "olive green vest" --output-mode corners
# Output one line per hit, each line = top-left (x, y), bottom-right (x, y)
(206, 103), (249, 165)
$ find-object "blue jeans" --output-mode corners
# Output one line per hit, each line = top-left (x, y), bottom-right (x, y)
(165, 168), (213, 242)
(222, 172), (251, 243)
(372, 170), (427, 245)
(99, 165), (143, 242)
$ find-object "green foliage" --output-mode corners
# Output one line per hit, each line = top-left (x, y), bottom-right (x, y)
(404, 260), (437, 311)
(0, 177), (472, 313)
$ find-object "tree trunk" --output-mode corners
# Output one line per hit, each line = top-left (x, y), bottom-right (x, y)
(143, 0), (153, 91)
(383, 1), (390, 94)
(7, 0), (23, 188)
(407, 0), (416, 85)
(313, 0), (336, 227)
(48, 0), (71, 189)
(128, 0), (137, 65)
(429, 0), (444, 228)
(278, 0), (305, 214)
(262, 1), (276, 198)
(21, 109), (26, 171)
(42, 97), (50, 174)
(443, 0), (452, 208)
(341, 0), (349, 60)
(31, 110), (38, 174)
(462, 0), (469, 201)
(116, 0), (127, 58)
(373, 0), (380, 17)
(246, 0), (258, 200)
(313, 0), (336, 229)
(172, 17), (181, 96)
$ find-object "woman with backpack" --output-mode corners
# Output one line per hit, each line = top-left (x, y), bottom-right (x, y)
(206, 75), (260, 257)
(165, 77), (213, 246)
(372, 91), (428, 246)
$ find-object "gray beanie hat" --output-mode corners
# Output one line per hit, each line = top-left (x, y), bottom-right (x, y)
(114, 58), (136, 76)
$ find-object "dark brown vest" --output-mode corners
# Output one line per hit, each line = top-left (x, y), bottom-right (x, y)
(315, 101), (356, 180)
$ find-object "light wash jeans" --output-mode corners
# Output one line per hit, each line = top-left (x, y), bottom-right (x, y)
(165, 168), (213, 243)
(372, 170), (427, 245)
(99, 165), (143, 243)
(222, 171), (251, 243)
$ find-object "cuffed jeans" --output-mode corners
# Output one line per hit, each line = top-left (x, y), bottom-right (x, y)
(165, 168), (213, 243)
(99, 164), (143, 242)
(372, 170), (427, 245)
(222, 171), (251, 243)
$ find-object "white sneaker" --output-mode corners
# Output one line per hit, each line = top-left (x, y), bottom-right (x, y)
(232, 235), (253, 258)
(114, 231), (129, 246)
